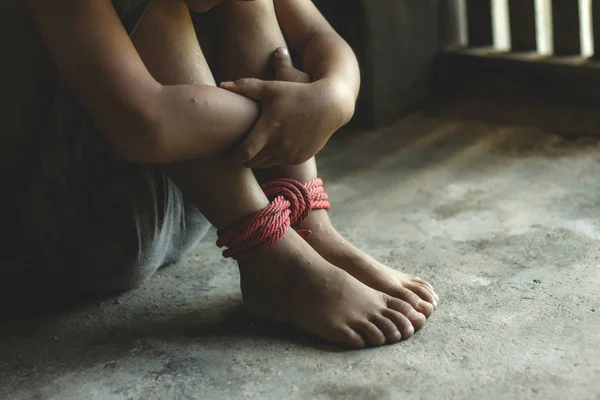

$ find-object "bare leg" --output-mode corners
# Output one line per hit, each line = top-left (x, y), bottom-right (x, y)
(132, 0), (426, 347)
(212, 0), (439, 316)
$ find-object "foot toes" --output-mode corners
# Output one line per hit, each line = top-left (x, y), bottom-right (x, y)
(337, 326), (366, 349)
(371, 314), (402, 344)
(387, 297), (427, 331)
(407, 282), (438, 308)
(416, 299), (435, 318)
(394, 286), (435, 318)
(413, 276), (431, 287)
(413, 278), (439, 304)
(352, 321), (387, 346)
(382, 309), (414, 339)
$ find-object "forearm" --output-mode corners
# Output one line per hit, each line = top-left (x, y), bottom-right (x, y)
(91, 82), (259, 164)
(140, 84), (259, 164)
(28, 0), (259, 165)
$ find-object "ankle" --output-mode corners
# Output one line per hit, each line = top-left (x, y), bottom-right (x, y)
(237, 229), (304, 269)
(295, 209), (333, 232)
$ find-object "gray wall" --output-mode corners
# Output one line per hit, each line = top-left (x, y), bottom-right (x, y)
(316, 0), (441, 128)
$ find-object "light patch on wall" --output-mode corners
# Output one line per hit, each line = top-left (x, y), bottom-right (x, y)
(534, 0), (553, 55)
(492, 0), (511, 50)
(456, 0), (468, 47)
(580, 0), (594, 57)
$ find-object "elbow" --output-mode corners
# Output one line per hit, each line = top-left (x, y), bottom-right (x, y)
(110, 119), (166, 165)
(340, 98), (356, 127)
(114, 127), (166, 165)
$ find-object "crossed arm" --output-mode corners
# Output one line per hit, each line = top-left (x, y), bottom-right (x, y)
(27, 0), (360, 165)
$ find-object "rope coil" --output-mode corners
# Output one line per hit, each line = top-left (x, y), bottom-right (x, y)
(305, 178), (331, 211)
(216, 178), (330, 260)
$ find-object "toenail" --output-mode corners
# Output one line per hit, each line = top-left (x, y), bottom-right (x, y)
(411, 310), (425, 320)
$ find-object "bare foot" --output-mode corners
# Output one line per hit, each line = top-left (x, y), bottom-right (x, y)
(297, 211), (439, 318)
(238, 229), (427, 348)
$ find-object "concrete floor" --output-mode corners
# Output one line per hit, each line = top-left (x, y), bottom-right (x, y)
(2, 95), (600, 400)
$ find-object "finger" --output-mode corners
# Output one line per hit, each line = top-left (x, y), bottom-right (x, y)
(243, 151), (274, 169)
(273, 48), (293, 75)
(220, 78), (271, 101)
(273, 47), (310, 84)
(230, 122), (270, 165)
(254, 159), (280, 169)
(249, 156), (280, 170)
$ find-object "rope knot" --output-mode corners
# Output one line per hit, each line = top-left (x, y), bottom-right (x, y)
(216, 196), (291, 260)
(261, 178), (312, 226)
(216, 178), (331, 260)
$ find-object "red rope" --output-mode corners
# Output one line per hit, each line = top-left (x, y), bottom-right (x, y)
(305, 178), (331, 210)
(261, 178), (312, 225)
(216, 178), (331, 260)
(216, 196), (291, 260)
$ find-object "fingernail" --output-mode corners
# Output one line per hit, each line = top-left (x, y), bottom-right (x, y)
(276, 47), (289, 56)
(220, 81), (235, 87)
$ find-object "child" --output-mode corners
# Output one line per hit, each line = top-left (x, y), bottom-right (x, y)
(2, 0), (438, 348)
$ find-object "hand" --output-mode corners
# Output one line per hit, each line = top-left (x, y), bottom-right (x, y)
(220, 48), (354, 169)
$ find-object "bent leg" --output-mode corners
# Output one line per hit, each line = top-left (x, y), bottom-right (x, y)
(132, 0), (426, 347)
(4, 0), (213, 304)
(212, 0), (439, 315)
